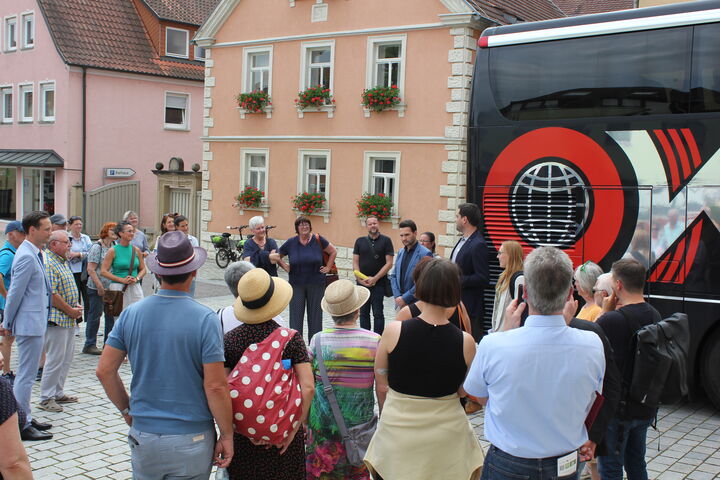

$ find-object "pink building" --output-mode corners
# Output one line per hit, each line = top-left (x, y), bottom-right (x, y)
(0, 0), (217, 234)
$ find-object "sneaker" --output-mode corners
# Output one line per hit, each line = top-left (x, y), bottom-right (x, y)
(36, 367), (43, 382)
(38, 398), (63, 412)
(55, 395), (78, 404)
(1, 371), (15, 386)
(82, 345), (102, 355)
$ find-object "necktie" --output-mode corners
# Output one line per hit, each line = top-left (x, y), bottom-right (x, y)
(38, 251), (44, 265)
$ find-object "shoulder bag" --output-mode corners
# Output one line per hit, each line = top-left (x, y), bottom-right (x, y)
(315, 234), (339, 286)
(456, 301), (473, 336)
(102, 246), (137, 317)
(315, 334), (377, 466)
(365, 236), (393, 297)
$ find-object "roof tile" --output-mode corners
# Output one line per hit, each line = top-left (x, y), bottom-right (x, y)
(141, 0), (219, 25)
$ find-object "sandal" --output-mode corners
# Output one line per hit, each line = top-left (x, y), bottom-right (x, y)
(55, 395), (79, 403)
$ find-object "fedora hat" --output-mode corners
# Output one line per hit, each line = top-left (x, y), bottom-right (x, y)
(233, 269), (293, 324)
(321, 279), (370, 317)
(146, 231), (207, 276)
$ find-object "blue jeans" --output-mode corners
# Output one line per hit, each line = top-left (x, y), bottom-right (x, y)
(598, 417), (653, 480)
(359, 283), (386, 334)
(128, 426), (215, 480)
(481, 445), (579, 480)
(85, 288), (115, 348)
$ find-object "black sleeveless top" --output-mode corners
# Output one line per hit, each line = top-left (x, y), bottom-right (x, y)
(388, 317), (467, 397)
(408, 302), (462, 330)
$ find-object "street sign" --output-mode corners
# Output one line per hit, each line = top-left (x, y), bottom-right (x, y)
(104, 168), (136, 178)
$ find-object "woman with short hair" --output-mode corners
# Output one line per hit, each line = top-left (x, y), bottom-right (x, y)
(101, 221), (146, 309)
(242, 216), (288, 276)
(269, 216), (337, 342)
(123, 210), (149, 257)
(574, 261), (604, 322)
(366, 258), (484, 479)
(67, 216), (92, 323)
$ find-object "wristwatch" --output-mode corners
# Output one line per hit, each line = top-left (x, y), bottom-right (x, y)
(120, 407), (130, 415)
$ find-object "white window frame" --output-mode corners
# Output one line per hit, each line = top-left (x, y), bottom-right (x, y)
(366, 35), (407, 95)
(21, 12), (34, 49)
(39, 81), (55, 122)
(165, 27), (189, 58)
(4, 16), (17, 52)
(242, 45), (273, 95)
(299, 40), (335, 92)
(297, 149), (331, 206)
(240, 148), (270, 205)
(193, 44), (206, 62)
(1, 86), (12, 124)
(21, 167), (55, 216)
(18, 83), (33, 122)
(363, 151), (401, 215)
(163, 91), (190, 130)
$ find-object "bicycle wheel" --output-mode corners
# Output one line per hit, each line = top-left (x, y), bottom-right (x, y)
(215, 249), (231, 269)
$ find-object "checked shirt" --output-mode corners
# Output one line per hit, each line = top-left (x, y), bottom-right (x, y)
(46, 249), (79, 328)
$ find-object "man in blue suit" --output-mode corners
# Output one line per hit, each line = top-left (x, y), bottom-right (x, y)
(390, 219), (433, 309)
(451, 203), (489, 342)
(0, 211), (53, 440)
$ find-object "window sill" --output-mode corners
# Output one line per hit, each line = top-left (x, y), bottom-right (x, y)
(293, 208), (331, 223)
(236, 204), (270, 215)
(164, 125), (190, 131)
(363, 103), (406, 118)
(39, 120), (55, 124)
(297, 104), (335, 118)
(3, 49), (17, 54)
(20, 45), (34, 51)
(237, 105), (273, 119)
(18, 120), (33, 124)
(359, 215), (401, 229)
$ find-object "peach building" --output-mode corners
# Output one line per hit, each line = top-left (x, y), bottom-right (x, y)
(195, 0), (632, 271)
(0, 0), (217, 235)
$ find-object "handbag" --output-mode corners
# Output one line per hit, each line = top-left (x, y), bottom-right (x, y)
(456, 301), (473, 336)
(315, 334), (377, 466)
(102, 246), (136, 317)
(315, 234), (339, 286)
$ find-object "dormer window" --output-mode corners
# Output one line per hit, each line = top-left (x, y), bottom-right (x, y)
(166, 27), (189, 58)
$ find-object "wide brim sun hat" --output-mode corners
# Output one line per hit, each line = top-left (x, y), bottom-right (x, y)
(321, 279), (370, 317)
(146, 231), (207, 276)
(233, 268), (293, 324)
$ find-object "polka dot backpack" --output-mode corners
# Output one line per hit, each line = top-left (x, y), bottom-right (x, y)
(227, 327), (303, 445)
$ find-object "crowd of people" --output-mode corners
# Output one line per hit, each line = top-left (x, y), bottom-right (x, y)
(0, 203), (664, 480)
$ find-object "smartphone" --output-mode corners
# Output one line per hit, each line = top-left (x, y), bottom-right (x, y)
(513, 275), (525, 303)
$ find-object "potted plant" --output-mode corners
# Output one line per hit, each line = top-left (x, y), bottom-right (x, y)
(356, 192), (394, 220)
(236, 90), (271, 117)
(292, 192), (326, 214)
(361, 85), (401, 112)
(295, 85), (334, 109)
(235, 186), (264, 209)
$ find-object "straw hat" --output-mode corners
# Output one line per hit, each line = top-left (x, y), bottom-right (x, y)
(233, 269), (293, 324)
(321, 279), (370, 317)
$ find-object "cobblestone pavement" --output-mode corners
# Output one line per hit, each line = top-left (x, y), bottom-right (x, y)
(13, 262), (720, 479)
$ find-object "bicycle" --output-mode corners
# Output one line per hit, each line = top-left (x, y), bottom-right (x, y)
(210, 225), (277, 269)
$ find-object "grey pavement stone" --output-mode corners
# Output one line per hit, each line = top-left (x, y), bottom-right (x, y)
(9, 261), (720, 479)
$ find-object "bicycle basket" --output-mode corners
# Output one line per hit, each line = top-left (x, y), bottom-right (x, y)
(210, 235), (229, 249)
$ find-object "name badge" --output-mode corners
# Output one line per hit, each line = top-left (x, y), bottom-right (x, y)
(557, 451), (577, 477)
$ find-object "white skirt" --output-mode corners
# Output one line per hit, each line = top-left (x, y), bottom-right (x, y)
(109, 282), (144, 309)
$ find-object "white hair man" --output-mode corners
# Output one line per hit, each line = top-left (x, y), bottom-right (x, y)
(464, 246), (605, 479)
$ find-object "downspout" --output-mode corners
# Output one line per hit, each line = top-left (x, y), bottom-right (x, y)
(81, 66), (87, 221)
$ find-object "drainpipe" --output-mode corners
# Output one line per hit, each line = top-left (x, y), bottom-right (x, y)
(81, 66), (87, 221)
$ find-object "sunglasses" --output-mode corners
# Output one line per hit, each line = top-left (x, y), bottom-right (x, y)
(579, 260), (592, 272)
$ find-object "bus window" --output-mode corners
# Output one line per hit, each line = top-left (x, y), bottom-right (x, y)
(691, 23), (720, 113)
(489, 27), (691, 121)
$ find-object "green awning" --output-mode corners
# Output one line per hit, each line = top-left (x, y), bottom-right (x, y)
(0, 150), (64, 167)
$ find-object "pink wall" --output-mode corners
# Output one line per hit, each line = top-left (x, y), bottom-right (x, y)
(84, 71), (204, 228)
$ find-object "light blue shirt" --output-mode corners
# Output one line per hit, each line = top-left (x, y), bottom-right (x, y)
(464, 315), (605, 459)
(106, 289), (224, 435)
(69, 233), (92, 274)
(0, 241), (17, 310)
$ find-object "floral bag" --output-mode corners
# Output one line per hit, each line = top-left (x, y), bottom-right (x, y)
(227, 327), (303, 445)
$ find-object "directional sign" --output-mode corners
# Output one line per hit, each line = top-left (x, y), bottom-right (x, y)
(104, 168), (136, 178)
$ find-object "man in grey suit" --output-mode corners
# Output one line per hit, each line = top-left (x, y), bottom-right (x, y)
(0, 211), (53, 440)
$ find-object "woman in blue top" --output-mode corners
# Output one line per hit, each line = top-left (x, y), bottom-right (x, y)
(270, 216), (336, 342)
(242, 216), (289, 277)
(68, 216), (93, 323)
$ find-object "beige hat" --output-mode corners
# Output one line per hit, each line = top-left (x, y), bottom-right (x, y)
(233, 269), (293, 324)
(321, 279), (370, 317)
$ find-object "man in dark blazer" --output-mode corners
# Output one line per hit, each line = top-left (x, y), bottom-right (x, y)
(451, 203), (489, 341)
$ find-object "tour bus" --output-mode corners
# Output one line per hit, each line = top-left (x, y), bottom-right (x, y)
(468, 0), (720, 407)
